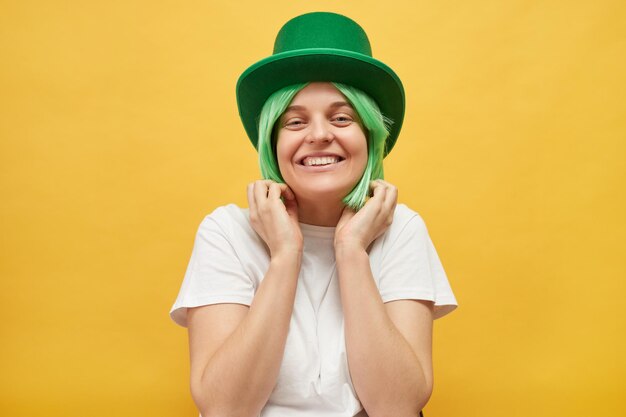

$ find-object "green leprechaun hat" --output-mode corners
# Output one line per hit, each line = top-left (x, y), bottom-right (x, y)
(236, 11), (405, 156)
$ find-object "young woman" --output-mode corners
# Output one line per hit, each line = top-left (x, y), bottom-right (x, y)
(170, 12), (458, 417)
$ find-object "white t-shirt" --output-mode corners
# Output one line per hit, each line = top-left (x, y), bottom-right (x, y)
(170, 203), (458, 417)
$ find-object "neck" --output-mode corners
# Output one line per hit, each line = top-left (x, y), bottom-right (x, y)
(296, 196), (345, 227)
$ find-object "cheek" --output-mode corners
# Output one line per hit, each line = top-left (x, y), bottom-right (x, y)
(353, 136), (369, 168)
(275, 138), (295, 173)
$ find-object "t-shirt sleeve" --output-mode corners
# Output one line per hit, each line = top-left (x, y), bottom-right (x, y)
(169, 214), (255, 327)
(378, 213), (458, 319)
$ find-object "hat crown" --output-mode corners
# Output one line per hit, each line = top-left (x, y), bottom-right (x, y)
(273, 12), (372, 56)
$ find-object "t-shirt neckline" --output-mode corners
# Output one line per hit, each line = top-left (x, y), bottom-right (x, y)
(298, 222), (336, 239)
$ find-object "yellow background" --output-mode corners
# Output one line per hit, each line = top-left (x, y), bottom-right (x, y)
(1, 1), (624, 416)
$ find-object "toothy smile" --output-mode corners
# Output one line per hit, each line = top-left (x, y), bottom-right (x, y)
(300, 155), (345, 166)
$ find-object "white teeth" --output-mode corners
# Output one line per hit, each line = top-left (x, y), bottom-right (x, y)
(303, 156), (340, 166)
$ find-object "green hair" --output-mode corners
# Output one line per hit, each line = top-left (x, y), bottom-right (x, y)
(257, 82), (393, 210)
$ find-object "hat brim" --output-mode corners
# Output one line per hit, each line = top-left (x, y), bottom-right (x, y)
(236, 48), (405, 156)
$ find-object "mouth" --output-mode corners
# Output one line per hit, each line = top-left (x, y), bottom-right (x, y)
(298, 155), (346, 167)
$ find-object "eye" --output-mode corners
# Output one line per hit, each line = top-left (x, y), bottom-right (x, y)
(285, 118), (305, 127)
(333, 114), (353, 124)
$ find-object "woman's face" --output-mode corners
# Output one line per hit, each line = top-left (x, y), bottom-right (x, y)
(276, 82), (368, 202)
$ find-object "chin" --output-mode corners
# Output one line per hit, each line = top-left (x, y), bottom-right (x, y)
(284, 174), (361, 201)
(293, 184), (353, 202)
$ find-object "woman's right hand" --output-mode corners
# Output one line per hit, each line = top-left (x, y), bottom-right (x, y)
(247, 180), (303, 257)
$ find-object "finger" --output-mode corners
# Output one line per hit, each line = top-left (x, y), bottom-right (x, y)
(247, 183), (255, 210)
(369, 180), (387, 203)
(373, 180), (397, 224)
(247, 182), (259, 226)
(283, 190), (299, 218)
(268, 182), (295, 201)
(368, 180), (378, 197)
(384, 186), (397, 224)
(382, 182), (397, 210)
(368, 180), (378, 194)
(280, 184), (296, 201)
(268, 182), (284, 201)
(372, 179), (394, 201)
(369, 181), (394, 228)
(369, 179), (387, 193)
(254, 180), (273, 207)
(374, 179), (392, 186)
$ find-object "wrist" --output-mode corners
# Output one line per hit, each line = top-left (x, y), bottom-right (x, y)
(334, 241), (367, 261)
(271, 247), (303, 264)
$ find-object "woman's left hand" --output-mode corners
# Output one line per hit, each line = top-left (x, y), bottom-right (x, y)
(334, 179), (398, 252)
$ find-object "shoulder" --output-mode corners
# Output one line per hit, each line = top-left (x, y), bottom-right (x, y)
(204, 203), (249, 224)
(389, 203), (428, 238)
(197, 203), (254, 237)
(392, 203), (420, 223)
(371, 203), (430, 255)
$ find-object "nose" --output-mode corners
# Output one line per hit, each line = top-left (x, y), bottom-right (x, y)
(306, 118), (334, 144)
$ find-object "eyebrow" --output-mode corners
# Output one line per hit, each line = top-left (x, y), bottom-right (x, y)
(284, 101), (353, 112)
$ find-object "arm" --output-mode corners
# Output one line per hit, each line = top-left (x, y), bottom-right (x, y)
(188, 252), (301, 417)
(334, 180), (434, 417)
(336, 246), (433, 417)
(188, 180), (303, 417)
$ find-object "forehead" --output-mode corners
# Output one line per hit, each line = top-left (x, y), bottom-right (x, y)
(289, 82), (349, 106)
